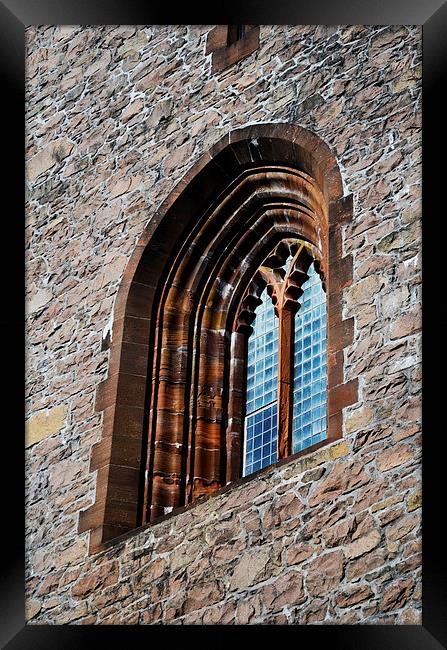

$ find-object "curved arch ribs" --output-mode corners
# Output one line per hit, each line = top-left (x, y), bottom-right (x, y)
(79, 124), (357, 552)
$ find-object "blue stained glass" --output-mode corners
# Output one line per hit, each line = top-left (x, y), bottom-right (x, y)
(293, 263), (327, 453)
(243, 287), (279, 477)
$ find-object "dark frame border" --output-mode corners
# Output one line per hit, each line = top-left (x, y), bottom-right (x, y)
(8, 1), (446, 647)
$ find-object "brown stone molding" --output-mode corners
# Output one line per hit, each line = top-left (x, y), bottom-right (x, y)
(79, 123), (355, 553)
(206, 25), (260, 74)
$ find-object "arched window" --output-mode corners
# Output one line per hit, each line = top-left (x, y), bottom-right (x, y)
(241, 240), (327, 478)
(80, 124), (357, 553)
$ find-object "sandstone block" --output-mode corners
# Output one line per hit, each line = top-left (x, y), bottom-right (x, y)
(390, 311), (421, 340)
(306, 550), (344, 596)
(407, 489), (422, 512)
(308, 460), (369, 507)
(392, 68), (421, 93)
(25, 598), (42, 621)
(323, 516), (357, 548)
(371, 494), (403, 513)
(345, 529), (381, 559)
(398, 608), (422, 625)
(346, 548), (386, 581)
(183, 581), (222, 615)
(345, 406), (374, 433)
(262, 570), (304, 610)
(229, 547), (270, 590)
(27, 138), (74, 182)
(381, 579), (413, 612)
(336, 584), (373, 608)
(121, 99), (144, 122)
(285, 543), (314, 566)
(376, 443), (413, 472)
(25, 405), (68, 447)
(235, 600), (255, 624)
(386, 513), (419, 543)
(26, 288), (53, 315)
(72, 561), (119, 599)
(300, 599), (328, 624)
(345, 275), (384, 308)
(109, 175), (141, 198)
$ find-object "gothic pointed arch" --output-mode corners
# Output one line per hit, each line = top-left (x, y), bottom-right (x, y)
(79, 123), (357, 553)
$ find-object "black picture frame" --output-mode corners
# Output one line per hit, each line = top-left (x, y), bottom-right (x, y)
(4, 0), (445, 647)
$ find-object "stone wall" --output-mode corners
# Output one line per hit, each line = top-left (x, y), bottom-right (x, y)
(25, 25), (421, 624)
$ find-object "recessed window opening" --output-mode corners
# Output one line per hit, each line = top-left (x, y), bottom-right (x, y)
(242, 241), (327, 477)
(227, 25), (246, 46)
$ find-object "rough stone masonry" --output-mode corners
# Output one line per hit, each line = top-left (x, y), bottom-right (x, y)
(25, 25), (421, 624)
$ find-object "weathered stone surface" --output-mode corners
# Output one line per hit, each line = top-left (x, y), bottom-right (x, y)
(335, 584), (373, 608)
(389, 311), (421, 340)
(322, 516), (357, 548)
(27, 138), (74, 182)
(26, 288), (53, 315)
(306, 551), (344, 596)
(285, 543), (314, 566)
(386, 514), (419, 543)
(346, 548), (386, 580)
(299, 599), (328, 624)
(381, 579), (414, 612)
(109, 175), (141, 198)
(407, 489), (422, 512)
(25, 24), (421, 626)
(308, 461), (370, 506)
(25, 598), (42, 620)
(183, 581), (223, 615)
(146, 99), (173, 127)
(25, 405), (68, 447)
(121, 99), (144, 122)
(398, 607), (422, 624)
(371, 494), (403, 513)
(345, 529), (381, 559)
(376, 443), (413, 472)
(262, 571), (304, 610)
(71, 562), (119, 598)
(235, 600), (255, 624)
(302, 466), (325, 483)
(345, 275), (384, 308)
(345, 406), (374, 434)
(229, 547), (270, 590)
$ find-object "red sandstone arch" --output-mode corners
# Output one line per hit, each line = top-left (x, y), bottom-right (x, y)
(79, 123), (357, 553)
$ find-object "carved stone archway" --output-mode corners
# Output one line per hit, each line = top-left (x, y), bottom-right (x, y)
(79, 123), (357, 553)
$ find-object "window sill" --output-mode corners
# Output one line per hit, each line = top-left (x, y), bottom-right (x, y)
(92, 432), (343, 555)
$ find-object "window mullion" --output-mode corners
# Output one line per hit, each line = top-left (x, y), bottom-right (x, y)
(277, 305), (295, 459)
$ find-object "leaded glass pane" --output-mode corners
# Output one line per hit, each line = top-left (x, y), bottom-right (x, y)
(243, 287), (278, 476)
(292, 263), (327, 453)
